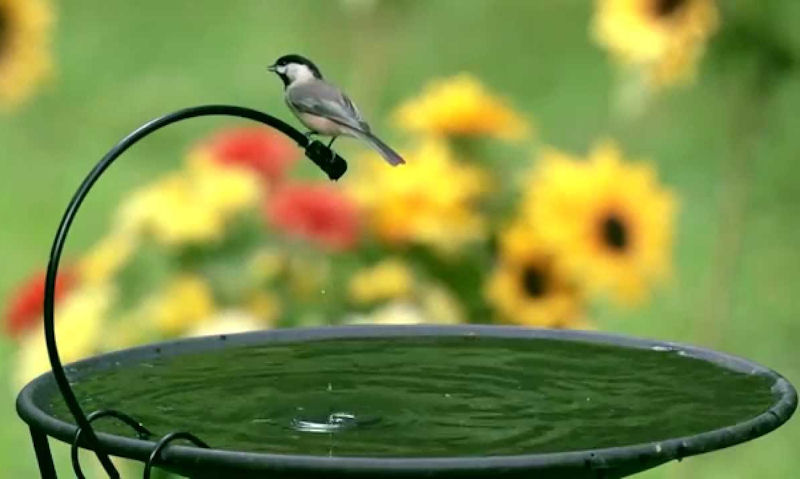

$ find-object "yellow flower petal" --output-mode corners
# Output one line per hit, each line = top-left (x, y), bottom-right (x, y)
(0, 0), (54, 109)
(187, 310), (265, 337)
(14, 284), (113, 387)
(348, 258), (414, 305)
(147, 275), (214, 335)
(347, 302), (428, 326)
(248, 247), (285, 282)
(347, 139), (490, 255)
(78, 232), (137, 285)
(393, 73), (530, 140)
(592, 0), (718, 87)
(419, 284), (463, 325)
(247, 291), (281, 325)
(115, 155), (260, 246)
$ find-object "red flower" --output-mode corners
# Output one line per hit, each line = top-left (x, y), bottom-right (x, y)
(206, 127), (298, 184)
(4, 269), (75, 339)
(266, 183), (360, 251)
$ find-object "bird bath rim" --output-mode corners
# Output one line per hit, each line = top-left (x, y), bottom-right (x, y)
(16, 324), (798, 478)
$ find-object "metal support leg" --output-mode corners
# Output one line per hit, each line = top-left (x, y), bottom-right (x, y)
(30, 427), (57, 479)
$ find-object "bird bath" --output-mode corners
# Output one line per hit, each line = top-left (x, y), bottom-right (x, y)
(14, 105), (797, 478)
(17, 325), (798, 478)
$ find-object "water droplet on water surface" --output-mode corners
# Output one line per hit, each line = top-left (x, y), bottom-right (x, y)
(292, 412), (359, 433)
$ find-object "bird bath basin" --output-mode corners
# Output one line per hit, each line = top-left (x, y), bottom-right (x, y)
(17, 325), (797, 478)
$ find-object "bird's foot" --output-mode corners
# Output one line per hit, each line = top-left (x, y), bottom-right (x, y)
(327, 137), (338, 161)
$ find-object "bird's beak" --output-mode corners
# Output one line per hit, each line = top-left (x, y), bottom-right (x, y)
(267, 64), (277, 73)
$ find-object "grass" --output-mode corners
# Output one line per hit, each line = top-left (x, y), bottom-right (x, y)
(1, 1), (798, 477)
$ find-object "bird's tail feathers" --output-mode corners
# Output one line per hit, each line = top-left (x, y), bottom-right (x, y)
(355, 131), (405, 166)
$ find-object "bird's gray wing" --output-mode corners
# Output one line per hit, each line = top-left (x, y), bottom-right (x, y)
(287, 81), (371, 133)
(340, 94), (370, 132)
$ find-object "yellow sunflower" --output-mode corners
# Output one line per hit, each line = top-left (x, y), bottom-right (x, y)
(347, 139), (491, 255)
(485, 221), (584, 328)
(592, 0), (718, 87)
(393, 73), (530, 140)
(524, 141), (677, 305)
(0, 0), (53, 109)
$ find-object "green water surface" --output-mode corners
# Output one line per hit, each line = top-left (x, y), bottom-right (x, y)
(51, 336), (776, 457)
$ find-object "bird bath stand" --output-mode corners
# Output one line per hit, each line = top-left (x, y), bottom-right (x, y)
(16, 106), (797, 478)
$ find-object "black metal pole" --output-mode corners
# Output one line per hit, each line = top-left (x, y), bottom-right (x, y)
(42, 105), (347, 477)
(30, 427), (57, 479)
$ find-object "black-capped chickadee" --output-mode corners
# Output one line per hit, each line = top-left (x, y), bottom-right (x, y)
(267, 54), (405, 166)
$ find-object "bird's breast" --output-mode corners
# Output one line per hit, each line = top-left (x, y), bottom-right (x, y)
(296, 112), (351, 137)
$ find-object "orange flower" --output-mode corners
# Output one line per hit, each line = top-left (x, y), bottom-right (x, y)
(4, 268), (75, 338)
(202, 127), (298, 184)
(266, 183), (360, 251)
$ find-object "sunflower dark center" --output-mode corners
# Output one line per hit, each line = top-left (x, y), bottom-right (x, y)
(653, 0), (687, 17)
(601, 214), (628, 252)
(521, 264), (548, 298)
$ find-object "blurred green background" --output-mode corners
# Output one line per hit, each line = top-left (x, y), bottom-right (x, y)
(1, 0), (798, 476)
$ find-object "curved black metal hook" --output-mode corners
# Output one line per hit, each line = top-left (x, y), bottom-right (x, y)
(43, 105), (348, 477)
(143, 432), (210, 479)
(71, 410), (154, 479)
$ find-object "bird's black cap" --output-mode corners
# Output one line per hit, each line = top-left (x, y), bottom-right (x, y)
(270, 54), (323, 79)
